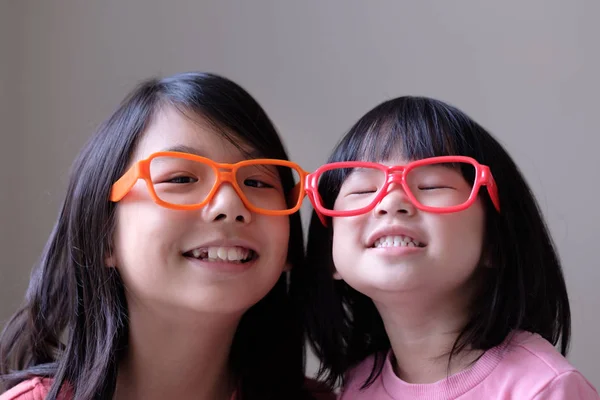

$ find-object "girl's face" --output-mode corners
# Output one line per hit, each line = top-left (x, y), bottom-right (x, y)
(109, 106), (290, 316)
(331, 156), (486, 305)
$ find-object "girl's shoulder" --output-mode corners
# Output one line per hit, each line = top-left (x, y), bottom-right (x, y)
(498, 331), (599, 397)
(0, 378), (52, 400)
(0, 378), (72, 400)
(506, 331), (584, 372)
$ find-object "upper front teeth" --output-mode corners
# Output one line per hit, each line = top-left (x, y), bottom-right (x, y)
(373, 235), (420, 248)
(190, 246), (252, 261)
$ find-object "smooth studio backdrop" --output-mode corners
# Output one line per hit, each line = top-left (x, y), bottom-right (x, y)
(1, 0), (598, 387)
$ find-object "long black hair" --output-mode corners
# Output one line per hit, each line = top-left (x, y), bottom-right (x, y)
(0, 72), (311, 399)
(297, 96), (571, 389)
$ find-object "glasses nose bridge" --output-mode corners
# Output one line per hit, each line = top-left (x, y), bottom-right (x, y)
(210, 167), (238, 195)
(217, 167), (236, 183)
(386, 166), (406, 186)
(204, 166), (250, 210)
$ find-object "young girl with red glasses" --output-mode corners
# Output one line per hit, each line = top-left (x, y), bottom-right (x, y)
(298, 96), (598, 399)
(0, 72), (333, 400)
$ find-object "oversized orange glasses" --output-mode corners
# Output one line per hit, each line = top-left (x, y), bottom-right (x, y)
(110, 151), (309, 216)
(304, 156), (500, 226)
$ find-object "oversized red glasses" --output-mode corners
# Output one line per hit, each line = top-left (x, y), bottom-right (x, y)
(110, 151), (309, 216)
(305, 156), (500, 226)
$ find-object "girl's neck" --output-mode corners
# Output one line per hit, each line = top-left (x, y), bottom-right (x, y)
(114, 302), (242, 400)
(374, 288), (482, 384)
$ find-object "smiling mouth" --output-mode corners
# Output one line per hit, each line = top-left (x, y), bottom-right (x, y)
(183, 246), (257, 263)
(371, 235), (426, 248)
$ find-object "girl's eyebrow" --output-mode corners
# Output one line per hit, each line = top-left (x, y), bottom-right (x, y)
(162, 144), (207, 157)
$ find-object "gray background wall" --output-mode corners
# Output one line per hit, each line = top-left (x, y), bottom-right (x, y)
(1, 0), (598, 387)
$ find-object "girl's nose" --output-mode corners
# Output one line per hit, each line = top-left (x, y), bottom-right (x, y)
(204, 183), (252, 223)
(373, 183), (417, 217)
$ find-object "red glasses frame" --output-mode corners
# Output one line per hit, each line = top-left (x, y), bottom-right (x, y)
(304, 156), (500, 226)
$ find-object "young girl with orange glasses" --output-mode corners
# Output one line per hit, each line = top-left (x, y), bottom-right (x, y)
(0, 72), (333, 400)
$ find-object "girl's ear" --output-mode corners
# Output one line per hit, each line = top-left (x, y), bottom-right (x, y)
(105, 256), (116, 268)
(332, 264), (342, 280)
(105, 247), (117, 268)
(479, 248), (494, 269)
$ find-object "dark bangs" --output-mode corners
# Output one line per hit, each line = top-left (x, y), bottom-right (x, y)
(320, 96), (486, 208)
(330, 96), (484, 163)
(155, 72), (296, 196)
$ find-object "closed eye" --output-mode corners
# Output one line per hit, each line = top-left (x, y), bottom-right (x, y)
(418, 185), (455, 190)
(348, 189), (377, 195)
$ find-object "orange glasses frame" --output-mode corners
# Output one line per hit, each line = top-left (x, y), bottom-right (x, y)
(109, 151), (309, 216)
(304, 155), (501, 226)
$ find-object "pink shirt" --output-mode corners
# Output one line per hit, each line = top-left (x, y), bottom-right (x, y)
(339, 331), (599, 399)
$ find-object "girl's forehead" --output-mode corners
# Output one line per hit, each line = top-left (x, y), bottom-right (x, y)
(376, 157), (414, 167)
(352, 154), (415, 167)
(132, 107), (256, 163)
